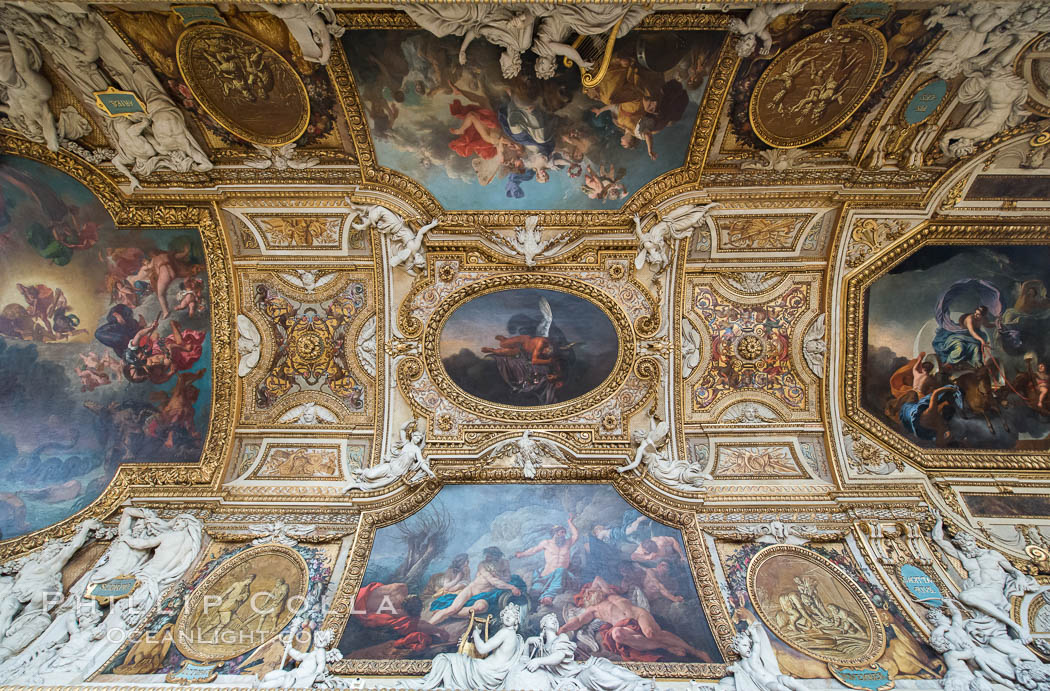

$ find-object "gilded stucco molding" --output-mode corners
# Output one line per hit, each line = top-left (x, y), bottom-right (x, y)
(842, 221), (1050, 471)
(0, 134), (235, 561)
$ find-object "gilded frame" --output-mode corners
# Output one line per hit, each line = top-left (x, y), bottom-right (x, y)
(323, 476), (735, 679)
(746, 544), (886, 667)
(0, 134), (235, 560)
(330, 10), (739, 227)
(421, 274), (636, 422)
(842, 222), (1050, 470)
(173, 542), (311, 663)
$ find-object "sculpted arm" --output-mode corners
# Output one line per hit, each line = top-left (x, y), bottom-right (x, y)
(930, 510), (961, 560)
(472, 627), (509, 656)
(618, 444), (646, 474)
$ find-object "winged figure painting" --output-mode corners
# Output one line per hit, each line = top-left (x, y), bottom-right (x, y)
(480, 297), (576, 405)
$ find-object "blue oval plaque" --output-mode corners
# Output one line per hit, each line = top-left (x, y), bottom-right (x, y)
(904, 80), (947, 126)
(900, 564), (943, 606)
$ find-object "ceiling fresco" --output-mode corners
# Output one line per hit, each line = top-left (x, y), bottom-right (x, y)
(2, 2), (1050, 690)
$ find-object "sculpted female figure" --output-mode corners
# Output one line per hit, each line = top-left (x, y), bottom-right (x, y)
(417, 603), (524, 690)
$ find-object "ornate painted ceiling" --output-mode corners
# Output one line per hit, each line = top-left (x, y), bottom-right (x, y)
(1, 1), (1050, 689)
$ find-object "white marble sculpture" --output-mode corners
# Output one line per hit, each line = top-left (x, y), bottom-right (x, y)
(617, 414), (712, 491)
(281, 269), (337, 293)
(634, 203), (720, 277)
(921, 4), (1048, 80)
(0, 26), (58, 151)
(0, 508), (200, 683)
(682, 319), (701, 378)
(717, 621), (808, 691)
(278, 402), (339, 425)
(918, 3), (1050, 158)
(250, 520), (317, 547)
(82, 508), (156, 591)
(246, 142), (320, 171)
(926, 601), (991, 691)
(939, 67), (1029, 158)
(483, 431), (567, 479)
(528, 6), (650, 80)
(1, 4), (211, 188)
(417, 603), (524, 690)
(348, 203), (439, 277)
(343, 418), (435, 492)
(256, 629), (343, 688)
(496, 215), (568, 267)
(237, 314), (262, 377)
(514, 612), (655, 690)
(263, 3), (345, 65)
(14, 602), (107, 685)
(931, 509), (1039, 642)
(802, 313), (826, 378)
(356, 315), (377, 377)
(728, 4), (803, 58)
(403, 5), (536, 78)
(0, 519), (101, 658)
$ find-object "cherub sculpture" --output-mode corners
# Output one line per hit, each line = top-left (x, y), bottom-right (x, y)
(255, 629), (342, 688)
(728, 4), (803, 58)
(348, 203), (439, 277)
(633, 203), (720, 277)
(343, 419), (436, 492)
(617, 415), (711, 491)
(719, 621), (809, 691)
(483, 431), (567, 479)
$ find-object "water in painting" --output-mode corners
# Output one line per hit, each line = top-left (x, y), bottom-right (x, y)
(864, 245), (1050, 450)
(343, 29), (723, 210)
(0, 156), (212, 538)
(440, 288), (618, 407)
(339, 484), (723, 664)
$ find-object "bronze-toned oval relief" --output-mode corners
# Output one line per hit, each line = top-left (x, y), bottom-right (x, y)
(174, 544), (309, 662)
(746, 545), (885, 666)
(749, 25), (887, 148)
(425, 277), (632, 419)
(176, 24), (310, 146)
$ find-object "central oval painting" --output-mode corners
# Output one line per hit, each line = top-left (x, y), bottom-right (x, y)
(440, 288), (619, 407)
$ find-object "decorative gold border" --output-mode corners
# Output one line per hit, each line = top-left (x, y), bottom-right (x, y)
(0, 134), (235, 561)
(843, 222), (1050, 470)
(746, 544), (887, 666)
(173, 542), (310, 662)
(328, 10), (737, 223)
(324, 478), (734, 678)
(749, 24), (888, 149)
(421, 275), (636, 422)
(176, 24), (310, 146)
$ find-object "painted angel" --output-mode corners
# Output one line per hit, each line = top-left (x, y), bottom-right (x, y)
(481, 297), (572, 405)
(484, 430), (566, 479)
(728, 4), (803, 58)
(633, 203), (720, 275)
(343, 418), (435, 492)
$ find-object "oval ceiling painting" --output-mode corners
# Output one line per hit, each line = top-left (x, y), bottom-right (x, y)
(439, 288), (619, 407)
(0, 156), (212, 539)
